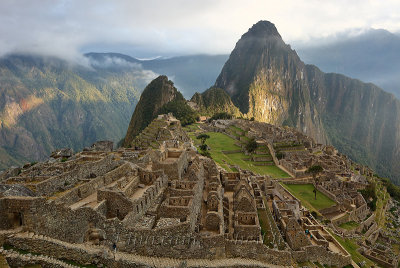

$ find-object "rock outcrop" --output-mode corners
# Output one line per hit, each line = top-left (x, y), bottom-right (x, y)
(190, 87), (241, 117)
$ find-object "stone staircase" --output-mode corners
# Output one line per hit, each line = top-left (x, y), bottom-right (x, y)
(0, 247), (79, 268)
(6, 231), (289, 268)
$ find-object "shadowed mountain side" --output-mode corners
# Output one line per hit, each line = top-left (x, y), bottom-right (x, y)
(297, 29), (400, 98)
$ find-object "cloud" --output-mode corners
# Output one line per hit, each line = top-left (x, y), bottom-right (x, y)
(1, 0), (400, 61)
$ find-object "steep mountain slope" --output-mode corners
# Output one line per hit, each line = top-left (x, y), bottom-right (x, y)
(297, 29), (400, 98)
(215, 21), (327, 143)
(190, 87), (241, 117)
(0, 54), (151, 169)
(212, 21), (400, 184)
(123, 75), (188, 147)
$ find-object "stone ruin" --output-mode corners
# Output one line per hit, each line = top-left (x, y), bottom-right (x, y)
(0, 115), (354, 267)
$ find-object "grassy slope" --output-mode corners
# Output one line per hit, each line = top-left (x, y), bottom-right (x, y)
(282, 183), (336, 211)
(338, 221), (360, 230)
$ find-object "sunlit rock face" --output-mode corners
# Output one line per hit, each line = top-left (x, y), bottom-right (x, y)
(214, 20), (400, 184)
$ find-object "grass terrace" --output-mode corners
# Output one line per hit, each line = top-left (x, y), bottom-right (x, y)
(184, 124), (290, 178)
(200, 132), (290, 178)
(282, 183), (336, 211)
(338, 221), (360, 230)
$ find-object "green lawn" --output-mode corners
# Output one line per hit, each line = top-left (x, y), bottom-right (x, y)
(339, 221), (360, 230)
(202, 132), (290, 178)
(282, 184), (336, 211)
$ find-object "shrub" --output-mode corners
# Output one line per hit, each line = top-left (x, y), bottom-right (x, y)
(200, 150), (211, 158)
(199, 144), (208, 151)
(276, 151), (285, 160)
(311, 211), (318, 218)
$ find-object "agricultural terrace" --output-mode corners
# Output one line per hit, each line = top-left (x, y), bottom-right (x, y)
(183, 124), (290, 178)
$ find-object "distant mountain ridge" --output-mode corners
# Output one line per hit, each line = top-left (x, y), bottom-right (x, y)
(85, 52), (228, 98)
(297, 28), (400, 98)
(195, 21), (400, 185)
(0, 54), (150, 169)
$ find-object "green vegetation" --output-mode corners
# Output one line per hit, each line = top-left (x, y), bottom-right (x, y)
(329, 231), (375, 267)
(193, 131), (289, 178)
(374, 181), (390, 227)
(209, 112), (233, 121)
(196, 133), (210, 145)
(359, 182), (377, 211)
(258, 208), (286, 250)
(258, 209), (274, 247)
(282, 184), (336, 211)
(196, 133), (211, 157)
(3, 244), (39, 256)
(307, 165), (324, 200)
(0, 54), (144, 170)
(190, 87), (241, 117)
(338, 221), (360, 230)
(124, 76), (184, 146)
(245, 137), (258, 153)
(229, 125), (245, 136)
(258, 196), (286, 250)
(159, 98), (198, 126)
(379, 176), (400, 202)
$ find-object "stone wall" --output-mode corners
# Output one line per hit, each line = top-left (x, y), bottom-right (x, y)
(98, 190), (133, 220)
(153, 151), (189, 180)
(316, 185), (338, 202)
(123, 175), (168, 225)
(33, 155), (119, 196)
(54, 162), (134, 206)
(0, 197), (45, 230)
(292, 245), (351, 267)
(225, 240), (292, 266)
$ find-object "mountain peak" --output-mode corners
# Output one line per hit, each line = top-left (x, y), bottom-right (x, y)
(123, 75), (183, 147)
(243, 20), (281, 39)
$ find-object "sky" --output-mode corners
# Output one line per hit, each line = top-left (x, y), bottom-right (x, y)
(0, 0), (400, 61)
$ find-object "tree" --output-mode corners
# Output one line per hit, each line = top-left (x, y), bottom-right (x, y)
(196, 133), (211, 157)
(209, 112), (232, 121)
(245, 138), (258, 153)
(307, 165), (323, 200)
(276, 151), (285, 160)
(196, 133), (210, 145)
